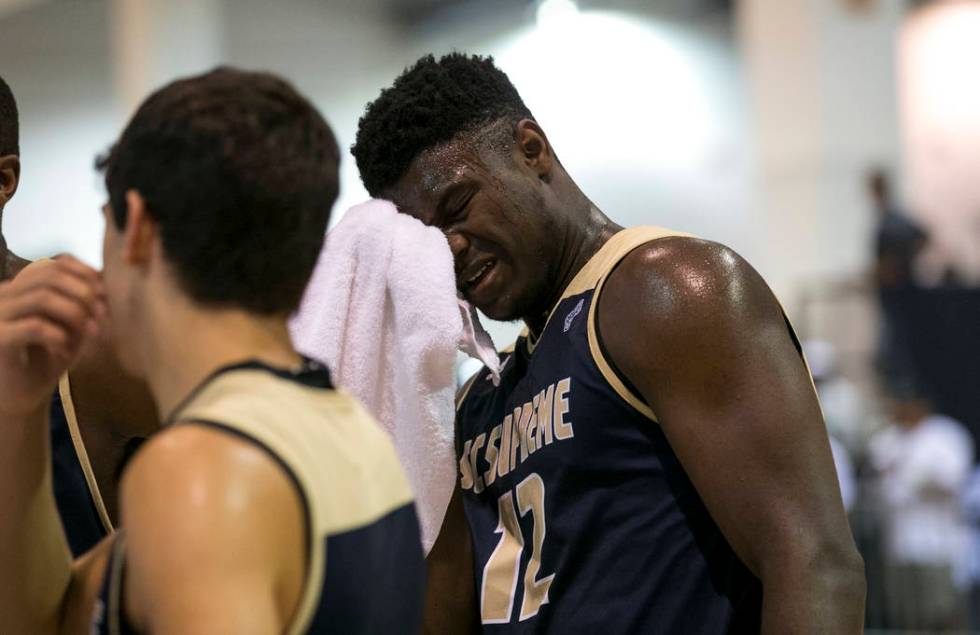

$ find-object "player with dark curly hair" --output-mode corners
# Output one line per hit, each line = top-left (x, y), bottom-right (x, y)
(354, 53), (865, 634)
(0, 67), (425, 634)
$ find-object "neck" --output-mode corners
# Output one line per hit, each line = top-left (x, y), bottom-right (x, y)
(138, 295), (300, 422)
(0, 233), (29, 281)
(524, 198), (620, 335)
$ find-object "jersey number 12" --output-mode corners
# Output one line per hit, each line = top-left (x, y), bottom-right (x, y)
(481, 472), (555, 624)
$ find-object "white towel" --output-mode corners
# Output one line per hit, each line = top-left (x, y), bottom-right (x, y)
(289, 199), (498, 552)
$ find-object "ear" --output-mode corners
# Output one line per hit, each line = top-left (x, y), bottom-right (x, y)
(515, 119), (555, 180)
(122, 190), (158, 267)
(0, 154), (21, 207)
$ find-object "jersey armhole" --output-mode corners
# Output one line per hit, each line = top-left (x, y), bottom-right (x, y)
(455, 372), (481, 412)
(587, 246), (660, 423)
(174, 418), (321, 635)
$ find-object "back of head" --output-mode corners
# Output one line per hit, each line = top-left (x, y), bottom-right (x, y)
(0, 75), (17, 158)
(98, 67), (339, 315)
(352, 53), (532, 197)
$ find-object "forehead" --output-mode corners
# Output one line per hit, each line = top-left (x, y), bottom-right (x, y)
(383, 140), (473, 222)
(384, 123), (512, 223)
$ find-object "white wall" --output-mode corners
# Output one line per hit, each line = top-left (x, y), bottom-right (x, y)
(738, 0), (905, 306)
(1, 0), (408, 266)
(900, 0), (980, 283)
(0, 2), (118, 265)
(220, 0), (409, 224)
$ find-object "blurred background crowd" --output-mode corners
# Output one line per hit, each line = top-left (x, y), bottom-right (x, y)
(1, 0), (979, 631)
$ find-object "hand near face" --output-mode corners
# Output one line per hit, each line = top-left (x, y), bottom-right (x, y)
(0, 256), (106, 417)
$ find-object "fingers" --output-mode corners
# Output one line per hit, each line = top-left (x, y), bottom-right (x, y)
(52, 254), (103, 289)
(0, 315), (74, 362)
(0, 256), (107, 332)
(0, 256), (106, 365)
(0, 287), (102, 337)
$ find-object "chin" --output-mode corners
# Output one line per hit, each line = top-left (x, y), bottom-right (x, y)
(480, 306), (514, 322)
(477, 296), (525, 323)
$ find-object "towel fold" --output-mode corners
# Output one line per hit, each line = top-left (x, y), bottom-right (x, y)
(289, 199), (496, 551)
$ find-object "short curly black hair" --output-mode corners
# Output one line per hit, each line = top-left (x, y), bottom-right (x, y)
(0, 75), (18, 157)
(97, 67), (339, 315)
(352, 53), (533, 197)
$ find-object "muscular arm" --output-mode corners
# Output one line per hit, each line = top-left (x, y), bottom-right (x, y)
(598, 238), (865, 634)
(120, 424), (307, 635)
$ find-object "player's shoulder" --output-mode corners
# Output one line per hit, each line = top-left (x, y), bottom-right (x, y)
(116, 423), (308, 633)
(614, 236), (750, 286)
(120, 423), (300, 527)
(603, 235), (768, 322)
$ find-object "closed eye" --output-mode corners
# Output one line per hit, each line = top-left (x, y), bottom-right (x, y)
(444, 190), (475, 224)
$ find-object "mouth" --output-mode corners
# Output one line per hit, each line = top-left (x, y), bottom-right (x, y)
(459, 257), (497, 294)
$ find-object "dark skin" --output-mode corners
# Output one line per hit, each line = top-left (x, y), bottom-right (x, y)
(68, 332), (158, 520)
(1, 153), (31, 279)
(0, 151), (156, 523)
(387, 119), (865, 634)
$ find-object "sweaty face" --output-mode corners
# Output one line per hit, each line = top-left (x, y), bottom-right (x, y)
(384, 136), (559, 322)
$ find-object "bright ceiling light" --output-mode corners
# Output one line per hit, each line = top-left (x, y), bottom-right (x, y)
(536, 0), (578, 27)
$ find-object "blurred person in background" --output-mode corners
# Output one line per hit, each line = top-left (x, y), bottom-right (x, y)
(867, 168), (927, 390)
(869, 382), (973, 631)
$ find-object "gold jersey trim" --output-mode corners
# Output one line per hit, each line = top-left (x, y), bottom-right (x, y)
(456, 372), (482, 412)
(59, 373), (114, 534)
(522, 227), (691, 423)
(170, 367), (415, 635)
(106, 533), (126, 635)
(480, 226), (816, 433)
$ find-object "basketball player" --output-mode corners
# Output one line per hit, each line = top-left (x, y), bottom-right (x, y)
(0, 68), (425, 633)
(353, 54), (865, 633)
(0, 74), (156, 556)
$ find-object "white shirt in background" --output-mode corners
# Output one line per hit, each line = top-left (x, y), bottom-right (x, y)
(870, 414), (975, 568)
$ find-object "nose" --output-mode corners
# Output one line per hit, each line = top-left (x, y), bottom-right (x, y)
(446, 230), (469, 263)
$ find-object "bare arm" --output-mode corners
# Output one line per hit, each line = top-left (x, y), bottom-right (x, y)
(423, 484), (478, 635)
(0, 257), (106, 634)
(599, 238), (865, 634)
(120, 424), (307, 635)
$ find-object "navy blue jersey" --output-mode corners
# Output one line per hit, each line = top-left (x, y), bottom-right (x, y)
(50, 375), (113, 557)
(91, 360), (425, 634)
(457, 228), (763, 634)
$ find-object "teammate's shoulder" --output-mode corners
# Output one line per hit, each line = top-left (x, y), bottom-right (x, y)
(121, 423), (295, 522)
(117, 423), (306, 633)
